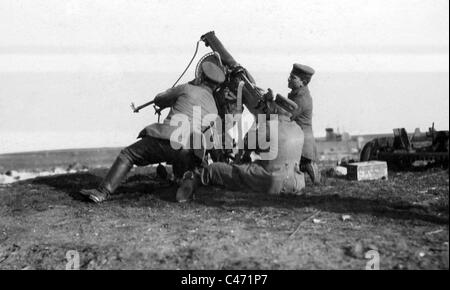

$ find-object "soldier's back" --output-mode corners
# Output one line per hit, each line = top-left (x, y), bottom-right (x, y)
(258, 115), (304, 171)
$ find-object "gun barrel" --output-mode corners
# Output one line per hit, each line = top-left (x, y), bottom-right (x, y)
(201, 31), (269, 115)
(200, 31), (238, 68)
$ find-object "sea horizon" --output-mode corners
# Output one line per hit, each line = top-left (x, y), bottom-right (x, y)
(1, 71), (448, 154)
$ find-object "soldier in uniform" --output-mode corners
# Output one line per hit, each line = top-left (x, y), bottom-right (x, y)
(287, 63), (320, 184)
(177, 94), (306, 198)
(80, 62), (226, 203)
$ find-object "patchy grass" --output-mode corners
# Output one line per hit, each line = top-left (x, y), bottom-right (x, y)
(0, 166), (448, 269)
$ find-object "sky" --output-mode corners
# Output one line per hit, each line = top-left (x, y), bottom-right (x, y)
(0, 0), (449, 153)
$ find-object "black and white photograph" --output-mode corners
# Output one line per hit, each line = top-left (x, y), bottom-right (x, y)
(0, 0), (448, 274)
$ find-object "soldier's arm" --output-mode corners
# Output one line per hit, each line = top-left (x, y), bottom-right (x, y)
(154, 84), (185, 109)
(290, 102), (303, 122)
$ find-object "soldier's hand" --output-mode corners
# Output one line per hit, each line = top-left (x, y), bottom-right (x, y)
(224, 88), (237, 101)
(263, 88), (274, 102)
(153, 105), (162, 115)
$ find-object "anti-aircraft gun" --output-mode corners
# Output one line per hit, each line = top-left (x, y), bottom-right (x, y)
(130, 31), (273, 163)
(199, 31), (277, 163)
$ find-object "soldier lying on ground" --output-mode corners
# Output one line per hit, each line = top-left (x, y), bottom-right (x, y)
(176, 93), (306, 200)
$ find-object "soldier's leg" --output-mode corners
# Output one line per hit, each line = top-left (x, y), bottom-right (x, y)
(279, 166), (306, 195)
(127, 138), (204, 203)
(175, 167), (203, 203)
(201, 162), (272, 193)
(202, 162), (306, 195)
(200, 162), (238, 189)
(300, 156), (320, 185)
(176, 162), (241, 202)
(171, 149), (200, 179)
(80, 137), (174, 203)
(174, 148), (206, 203)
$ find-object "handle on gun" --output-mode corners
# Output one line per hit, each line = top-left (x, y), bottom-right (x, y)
(131, 100), (155, 113)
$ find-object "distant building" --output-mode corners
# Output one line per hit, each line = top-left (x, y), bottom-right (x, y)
(325, 128), (342, 141)
(317, 128), (396, 163)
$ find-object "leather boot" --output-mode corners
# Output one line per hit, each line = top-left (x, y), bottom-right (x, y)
(176, 170), (200, 203)
(303, 161), (321, 185)
(80, 156), (133, 203)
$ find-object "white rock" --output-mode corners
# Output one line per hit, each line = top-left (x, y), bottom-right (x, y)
(334, 166), (347, 176)
(342, 215), (352, 221)
(312, 218), (323, 224)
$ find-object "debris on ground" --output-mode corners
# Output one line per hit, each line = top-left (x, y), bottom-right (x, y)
(425, 229), (444, 235)
(341, 215), (352, 222)
(324, 166), (347, 177)
(0, 163), (89, 184)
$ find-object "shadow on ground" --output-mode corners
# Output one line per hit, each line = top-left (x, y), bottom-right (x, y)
(31, 169), (449, 225)
(31, 170), (177, 203)
(197, 190), (448, 225)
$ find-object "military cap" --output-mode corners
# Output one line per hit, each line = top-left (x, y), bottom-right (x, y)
(291, 63), (315, 78)
(201, 61), (226, 84)
(275, 93), (298, 113)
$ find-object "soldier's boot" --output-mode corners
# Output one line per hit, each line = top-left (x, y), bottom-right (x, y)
(80, 156), (133, 203)
(305, 161), (321, 185)
(176, 170), (201, 203)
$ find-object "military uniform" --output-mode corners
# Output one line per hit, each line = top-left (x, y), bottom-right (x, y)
(121, 82), (220, 178)
(288, 63), (320, 184)
(140, 82), (219, 146)
(200, 95), (306, 195)
(80, 62), (226, 203)
(288, 86), (317, 161)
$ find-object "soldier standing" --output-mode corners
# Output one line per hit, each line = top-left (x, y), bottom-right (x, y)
(80, 62), (226, 203)
(288, 63), (320, 184)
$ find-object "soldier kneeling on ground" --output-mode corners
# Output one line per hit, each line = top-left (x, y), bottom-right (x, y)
(80, 62), (226, 203)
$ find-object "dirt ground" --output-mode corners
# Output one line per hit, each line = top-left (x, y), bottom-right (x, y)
(0, 165), (448, 270)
